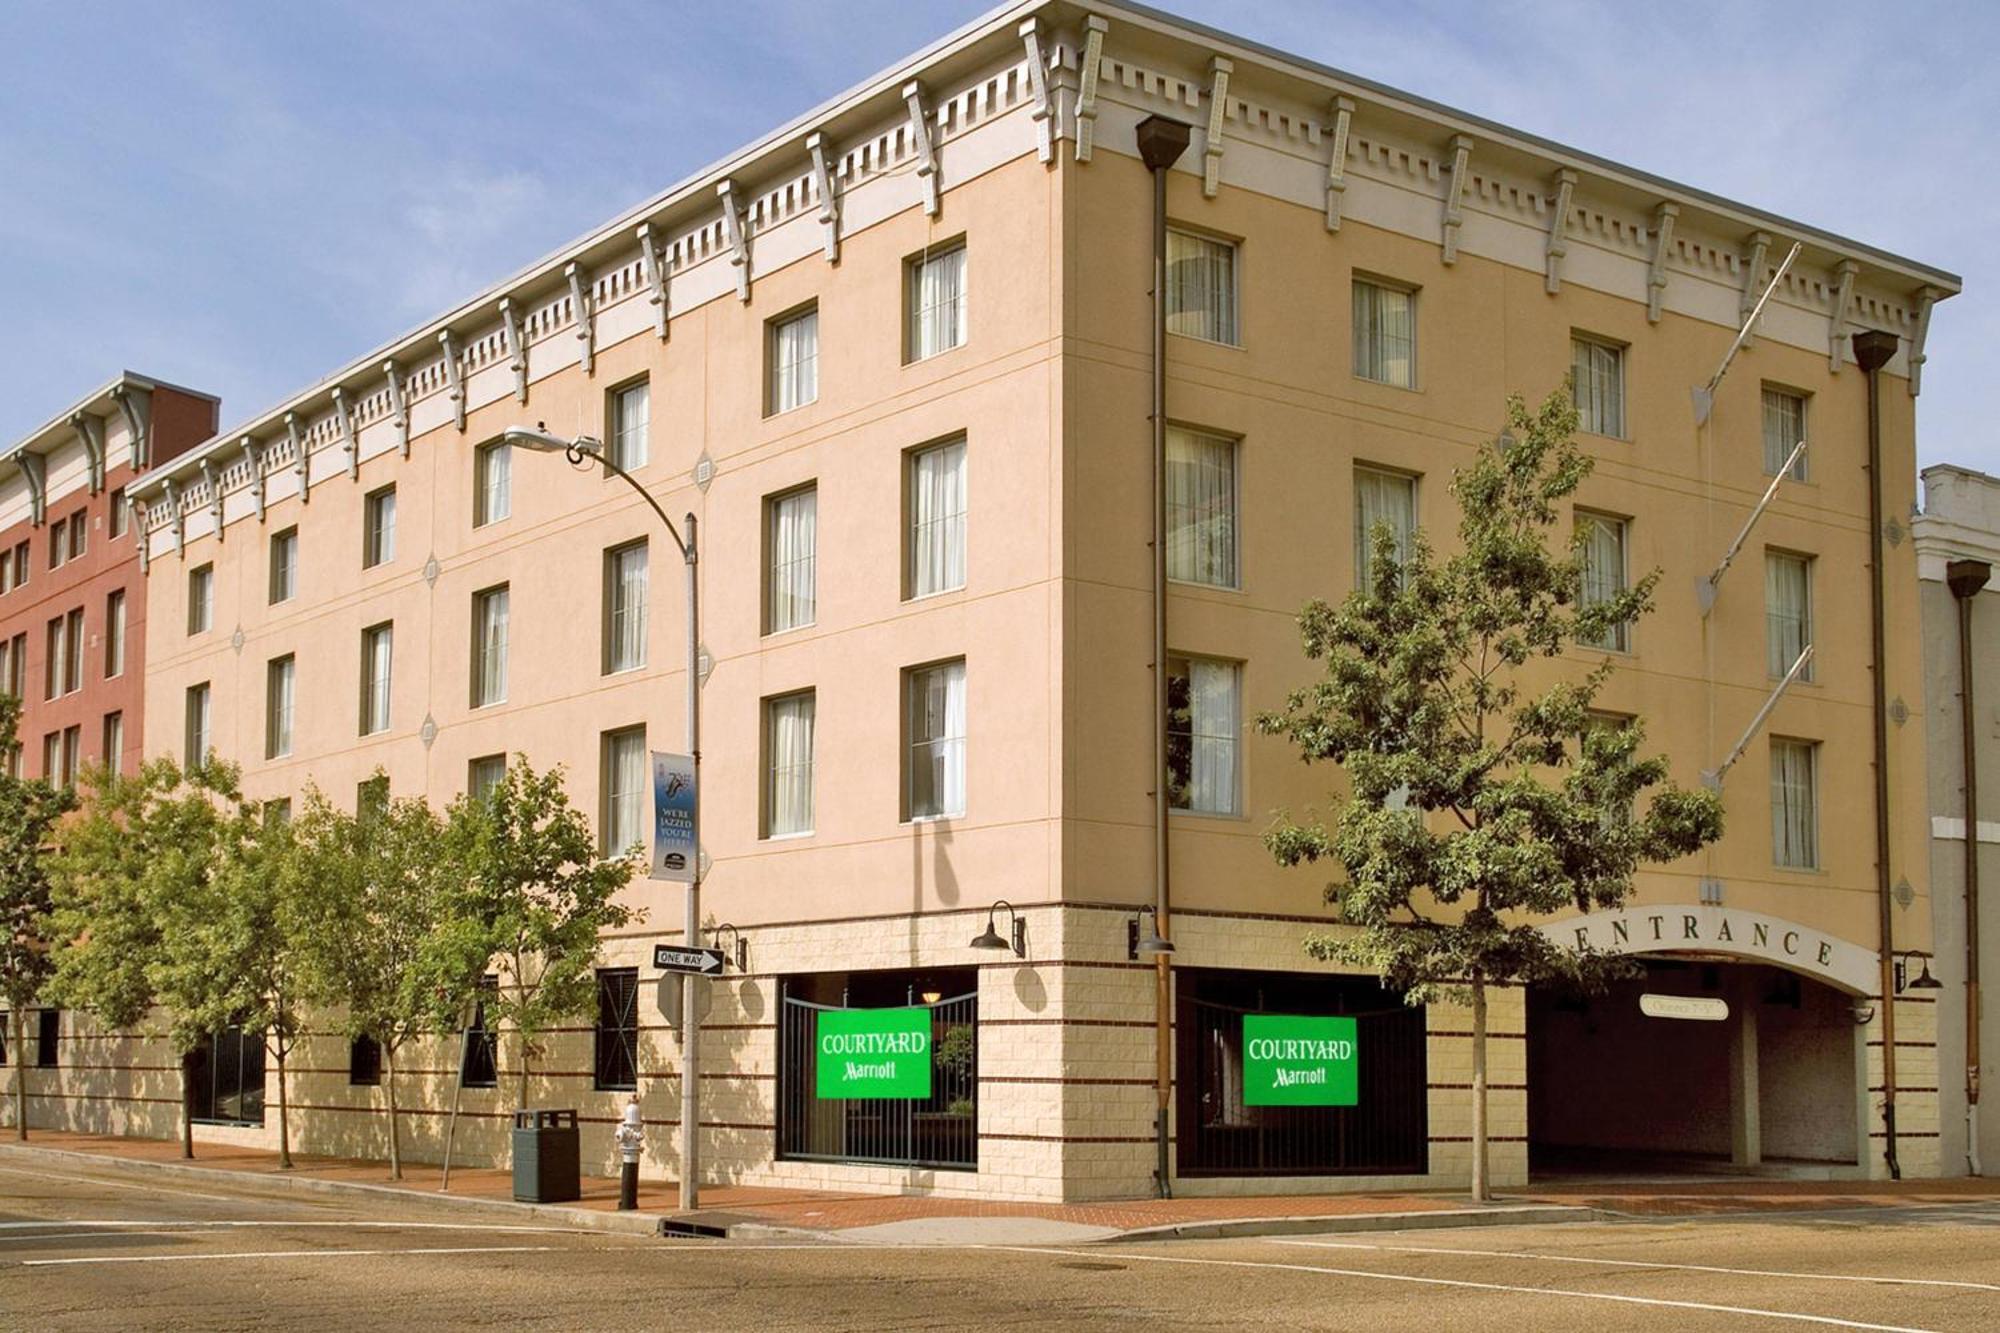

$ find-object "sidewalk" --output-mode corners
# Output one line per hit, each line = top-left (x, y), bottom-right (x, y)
(6, 1130), (1997, 1244)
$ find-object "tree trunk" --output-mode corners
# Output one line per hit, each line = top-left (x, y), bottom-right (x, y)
(1470, 973), (1491, 1204)
(275, 1045), (292, 1170)
(181, 1051), (195, 1160)
(517, 1026), (531, 1112)
(12, 1008), (26, 1141)
(383, 1040), (403, 1181)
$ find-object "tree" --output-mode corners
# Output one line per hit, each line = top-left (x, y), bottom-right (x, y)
(445, 759), (638, 1109)
(287, 779), (478, 1181)
(0, 696), (76, 1139)
(47, 757), (251, 1159)
(1257, 389), (1725, 1202)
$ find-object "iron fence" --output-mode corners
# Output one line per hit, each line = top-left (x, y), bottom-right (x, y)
(778, 988), (978, 1171)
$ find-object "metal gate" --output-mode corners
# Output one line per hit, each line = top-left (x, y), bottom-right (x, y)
(1178, 988), (1427, 1177)
(777, 989), (978, 1171)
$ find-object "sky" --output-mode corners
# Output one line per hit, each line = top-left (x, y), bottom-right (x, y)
(3, 0), (1994, 480)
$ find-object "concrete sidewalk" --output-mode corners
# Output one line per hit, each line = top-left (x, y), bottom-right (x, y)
(5, 1131), (1996, 1245)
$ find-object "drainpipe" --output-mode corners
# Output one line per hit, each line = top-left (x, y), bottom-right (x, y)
(1854, 327), (1902, 1179)
(1948, 557), (1990, 1175)
(1137, 114), (1191, 1200)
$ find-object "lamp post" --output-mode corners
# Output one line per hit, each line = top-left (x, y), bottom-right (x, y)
(504, 423), (706, 1212)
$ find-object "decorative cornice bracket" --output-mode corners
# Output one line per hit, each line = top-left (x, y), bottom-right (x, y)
(286, 411), (309, 504)
(1910, 285), (1942, 396)
(637, 222), (672, 336)
(242, 436), (266, 523)
(110, 384), (150, 470)
(439, 329), (466, 431)
(902, 81), (941, 216)
(1738, 231), (1773, 348)
(133, 499), (150, 573)
(499, 296), (528, 401)
(1324, 95), (1354, 231)
(1201, 56), (1232, 197)
(332, 387), (359, 479)
(1647, 202), (1680, 323)
(18, 453), (45, 527)
(804, 136), (839, 263)
(1074, 14), (1107, 162)
(1544, 169), (1577, 294)
(198, 458), (223, 542)
(716, 180), (751, 301)
(564, 264), (594, 374)
(1828, 259), (1859, 372)
(1441, 134), (1473, 265)
(164, 478), (184, 556)
(69, 412), (105, 494)
(1019, 17), (1055, 164)
(383, 360), (409, 456)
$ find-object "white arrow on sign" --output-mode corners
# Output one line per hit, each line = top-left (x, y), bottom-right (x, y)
(653, 945), (726, 975)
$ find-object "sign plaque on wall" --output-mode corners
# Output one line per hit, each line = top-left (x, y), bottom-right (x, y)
(1242, 1014), (1360, 1107)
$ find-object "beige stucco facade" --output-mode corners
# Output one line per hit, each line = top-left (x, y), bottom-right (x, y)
(11, 1), (1958, 1199)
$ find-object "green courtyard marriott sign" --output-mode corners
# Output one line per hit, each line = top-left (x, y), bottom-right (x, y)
(815, 1006), (933, 1099)
(1243, 1014), (1359, 1107)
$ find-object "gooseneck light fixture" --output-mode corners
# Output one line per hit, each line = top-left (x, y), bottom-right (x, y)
(970, 900), (1025, 957)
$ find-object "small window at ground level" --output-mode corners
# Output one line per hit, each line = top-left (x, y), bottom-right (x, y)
(348, 1034), (381, 1086)
(594, 968), (639, 1091)
(36, 1008), (59, 1068)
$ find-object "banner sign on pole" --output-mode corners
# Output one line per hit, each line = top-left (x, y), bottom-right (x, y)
(1242, 1014), (1359, 1107)
(650, 751), (695, 882)
(815, 1006), (932, 1100)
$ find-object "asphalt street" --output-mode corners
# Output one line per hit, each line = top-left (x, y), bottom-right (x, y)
(1, 1158), (1996, 1331)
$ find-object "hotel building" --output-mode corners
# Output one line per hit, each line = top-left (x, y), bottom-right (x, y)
(25, 2), (1963, 1198)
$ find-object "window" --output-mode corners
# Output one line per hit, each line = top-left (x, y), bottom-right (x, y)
(1166, 427), (1237, 587)
(43, 615), (64, 701)
(0, 545), (11, 593)
(1771, 738), (1819, 870)
(266, 655), (295, 759)
(269, 527), (298, 604)
(600, 726), (646, 855)
(360, 623), (393, 735)
(468, 753), (507, 801)
(185, 682), (212, 768)
(462, 976), (499, 1088)
(1572, 335), (1626, 438)
(40, 733), (58, 786)
(1166, 229), (1239, 345)
(475, 441), (512, 526)
(10, 541), (26, 589)
(1766, 551), (1814, 681)
(68, 511), (85, 562)
(1762, 386), (1808, 480)
(104, 589), (125, 677)
(1577, 512), (1631, 653)
(1354, 467), (1417, 592)
(348, 1034), (381, 1087)
(102, 711), (123, 775)
(35, 1009), (58, 1068)
(471, 586), (509, 707)
(907, 241), (967, 361)
(608, 380), (650, 471)
(1352, 278), (1416, 387)
(363, 486), (396, 567)
(263, 798), (292, 827)
(356, 774), (389, 821)
(41, 728), (77, 790)
(907, 437), (967, 599)
(763, 691), (816, 838)
(1167, 656), (1241, 816)
(46, 609), (83, 699)
(109, 487), (127, 538)
(603, 542), (648, 675)
(766, 486), (817, 633)
(594, 968), (639, 1091)
(190, 1026), (265, 1125)
(187, 563), (214, 634)
(4, 632), (24, 697)
(767, 306), (819, 414)
(48, 517), (65, 569)
(906, 659), (967, 820)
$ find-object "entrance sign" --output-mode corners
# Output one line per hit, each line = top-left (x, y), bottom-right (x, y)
(815, 1007), (932, 1100)
(1543, 905), (1876, 997)
(650, 751), (696, 882)
(1243, 1014), (1359, 1107)
(1640, 993), (1729, 1022)
(653, 945), (726, 976)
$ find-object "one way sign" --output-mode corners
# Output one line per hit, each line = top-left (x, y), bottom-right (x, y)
(653, 945), (727, 976)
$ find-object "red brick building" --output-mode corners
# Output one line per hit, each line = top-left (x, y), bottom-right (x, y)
(0, 373), (217, 782)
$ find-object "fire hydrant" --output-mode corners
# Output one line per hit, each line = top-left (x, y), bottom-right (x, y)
(614, 1095), (644, 1211)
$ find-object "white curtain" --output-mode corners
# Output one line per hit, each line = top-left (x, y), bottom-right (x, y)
(477, 588), (509, 704)
(1352, 281), (1414, 387)
(1579, 514), (1629, 651)
(1572, 338), (1624, 437)
(767, 693), (815, 836)
(609, 544), (648, 671)
(365, 627), (392, 732)
(1166, 230), (1237, 344)
(1762, 387), (1806, 479)
(910, 440), (966, 597)
(1765, 553), (1812, 679)
(769, 488), (817, 630)
(1166, 429), (1237, 587)
(772, 311), (818, 412)
(910, 660), (966, 818)
(187, 684), (211, 765)
(371, 490), (396, 563)
(613, 382), (650, 469)
(268, 658), (294, 757)
(1353, 468), (1415, 591)
(607, 730), (645, 853)
(916, 247), (966, 358)
(481, 444), (512, 523)
(1770, 739), (1818, 869)
(1188, 659), (1240, 815)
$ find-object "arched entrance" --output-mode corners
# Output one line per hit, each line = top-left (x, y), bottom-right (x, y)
(1527, 907), (1873, 1177)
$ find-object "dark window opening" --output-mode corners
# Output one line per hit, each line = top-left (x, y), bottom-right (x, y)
(461, 976), (498, 1089)
(594, 968), (639, 1091)
(189, 1026), (266, 1126)
(35, 1009), (58, 1068)
(348, 1034), (381, 1086)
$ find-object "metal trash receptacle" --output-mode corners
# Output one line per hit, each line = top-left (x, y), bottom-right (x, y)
(511, 1108), (580, 1203)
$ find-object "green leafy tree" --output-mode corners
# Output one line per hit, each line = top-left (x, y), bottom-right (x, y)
(47, 758), (250, 1159)
(444, 759), (638, 1109)
(287, 779), (479, 1180)
(0, 696), (76, 1139)
(1257, 389), (1725, 1202)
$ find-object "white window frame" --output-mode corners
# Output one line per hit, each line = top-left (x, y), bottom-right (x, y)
(905, 658), (967, 822)
(472, 585), (510, 708)
(185, 682), (212, 768)
(360, 623), (393, 736)
(767, 305), (820, 415)
(608, 379), (650, 472)
(266, 655), (295, 760)
(600, 726), (647, 856)
(1572, 334), (1627, 439)
(1770, 737), (1820, 871)
(1165, 227), (1241, 347)
(475, 441), (512, 527)
(468, 753), (507, 802)
(1352, 276), (1418, 388)
(1164, 426), (1239, 589)
(1353, 465), (1418, 592)
(765, 485), (818, 634)
(762, 690), (817, 839)
(1765, 549), (1815, 682)
(603, 541), (648, 675)
(1762, 385), (1809, 481)
(1166, 654), (1243, 817)
(270, 527), (298, 604)
(906, 241), (967, 362)
(1577, 511), (1632, 654)
(187, 563), (214, 635)
(363, 486), (396, 568)
(906, 437), (967, 600)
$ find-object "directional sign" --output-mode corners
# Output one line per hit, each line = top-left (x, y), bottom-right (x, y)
(653, 944), (726, 976)
(1639, 993), (1729, 1022)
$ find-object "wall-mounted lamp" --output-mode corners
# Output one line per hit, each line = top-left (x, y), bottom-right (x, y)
(1851, 1001), (1877, 1026)
(920, 991), (943, 1006)
(1127, 913), (1175, 961)
(712, 923), (748, 972)
(971, 900), (1025, 957)
(1892, 951), (1943, 995)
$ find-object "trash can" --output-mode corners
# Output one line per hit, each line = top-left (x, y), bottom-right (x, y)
(511, 1108), (580, 1203)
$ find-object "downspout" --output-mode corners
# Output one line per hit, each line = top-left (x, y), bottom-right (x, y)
(1948, 558), (1990, 1175)
(1137, 114), (1191, 1200)
(1854, 327), (1902, 1179)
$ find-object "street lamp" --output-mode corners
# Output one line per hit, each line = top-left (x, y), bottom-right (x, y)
(504, 422), (707, 1212)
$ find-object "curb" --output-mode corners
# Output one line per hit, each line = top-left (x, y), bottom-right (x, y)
(1102, 1203), (1604, 1243)
(0, 1142), (671, 1239)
